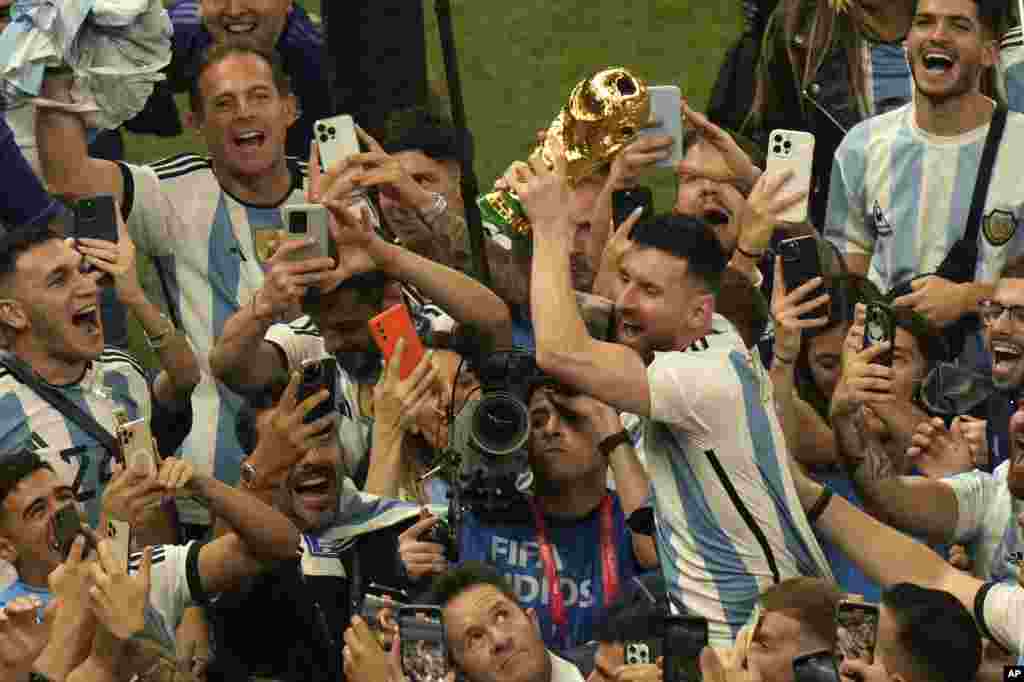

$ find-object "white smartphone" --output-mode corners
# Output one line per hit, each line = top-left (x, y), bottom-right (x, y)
(765, 129), (816, 224)
(314, 114), (359, 172)
(279, 204), (331, 261)
(639, 85), (683, 168)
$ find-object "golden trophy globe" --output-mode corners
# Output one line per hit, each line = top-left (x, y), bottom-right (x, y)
(478, 67), (650, 240)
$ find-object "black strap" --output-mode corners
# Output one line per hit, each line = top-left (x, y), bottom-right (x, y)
(0, 351), (122, 463)
(958, 106), (1008, 276)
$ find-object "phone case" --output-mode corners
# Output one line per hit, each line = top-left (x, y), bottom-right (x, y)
(766, 129), (816, 224)
(793, 651), (841, 682)
(297, 357), (338, 424)
(117, 418), (159, 476)
(278, 204), (331, 261)
(778, 235), (822, 294)
(369, 304), (426, 380)
(314, 114), (359, 172)
(624, 640), (662, 665)
(73, 194), (119, 242)
(835, 601), (879, 664)
(641, 85), (683, 168)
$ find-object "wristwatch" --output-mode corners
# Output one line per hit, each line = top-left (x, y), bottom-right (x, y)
(240, 460), (259, 488)
(417, 192), (448, 226)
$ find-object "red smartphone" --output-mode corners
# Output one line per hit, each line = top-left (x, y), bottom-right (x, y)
(368, 304), (426, 380)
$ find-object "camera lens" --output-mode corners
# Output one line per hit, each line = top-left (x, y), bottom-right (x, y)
(290, 211), (308, 234)
(773, 145), (782, 154)
(784, 140), (792, 149)
(774, 134), (783, 143)
(471, 393), (530, 456)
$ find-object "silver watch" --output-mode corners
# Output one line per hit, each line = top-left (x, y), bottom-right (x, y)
(417, 192), (448, 226)
(240, 460), (259, 487)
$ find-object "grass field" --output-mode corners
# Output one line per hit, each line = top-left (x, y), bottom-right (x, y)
(124, 0), (743, 363)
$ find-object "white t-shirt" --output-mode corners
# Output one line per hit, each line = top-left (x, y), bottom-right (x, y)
(642, 315), (833, 646)
(119, 154), (310, 523)
(945, 461), (1024, 583)
(824, 103), (1024, 292)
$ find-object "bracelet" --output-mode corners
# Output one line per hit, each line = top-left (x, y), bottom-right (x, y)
(806, 488), (834, 525)
(735, 244), (765, 260)
(144, 313), (177, 351)
(417, 192), (448, 226)
(598, 430), (632, 458)
(774, 352), (797, 366)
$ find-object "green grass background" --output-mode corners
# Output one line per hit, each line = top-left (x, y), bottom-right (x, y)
(126, 0), (742, 363)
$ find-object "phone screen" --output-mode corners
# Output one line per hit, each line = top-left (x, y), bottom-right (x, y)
(793, 651), (841, 682)
(399, 607), (448, 682)
(862, 304), (894, 367)
(663, 615), (708, 682)
(836, 603), (879, 664)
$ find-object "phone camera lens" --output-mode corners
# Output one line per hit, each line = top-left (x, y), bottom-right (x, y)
(774, 134), (783, 143)
(773, 145), (782, 154)
(328, 127), (336, 136)
(784, 140), (792, 149)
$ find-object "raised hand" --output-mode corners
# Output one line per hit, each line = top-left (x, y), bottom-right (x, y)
(73, 204), (146, 306)
(677, 101), (761, 193)
(372, 338), (440, 435)
(397, 509), (448, 580)
(87, 542), (151, 640)
(770, 256), (831, 365)
(253, 238), (337, 321)
(0, 596), (50, 677)
(906, 417), (974, 478)
(891, 275), (970, 329)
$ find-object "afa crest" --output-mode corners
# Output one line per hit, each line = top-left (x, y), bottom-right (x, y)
(983, 209), (1017, 247)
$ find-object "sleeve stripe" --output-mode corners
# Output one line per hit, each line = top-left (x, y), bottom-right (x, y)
(148, 152), (207, 172)
(99, 350), (149, 379)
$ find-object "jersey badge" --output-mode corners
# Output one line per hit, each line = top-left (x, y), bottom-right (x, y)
(983, 209), (1017, 247)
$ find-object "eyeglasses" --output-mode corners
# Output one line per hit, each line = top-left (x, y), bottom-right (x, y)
(979, 300), (1024, 326)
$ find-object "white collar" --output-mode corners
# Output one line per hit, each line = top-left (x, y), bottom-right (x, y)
(549, 650), (585, 682)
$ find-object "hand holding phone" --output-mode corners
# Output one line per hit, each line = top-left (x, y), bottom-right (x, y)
(297, 357), (339, 425)
(765, 129), (815, 224)
(315, 114), (360, 172)
(778, 235), (828, 320)
(639, 85), (683, 168)
(835, 600), (879, 664)
(369, 304), (426, 380)
(73, 195), (119, 243)
(862, 304), (895, 367)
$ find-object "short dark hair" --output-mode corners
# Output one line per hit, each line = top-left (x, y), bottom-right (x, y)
(306, 270), (389, 314)
(381, 108), (461, 163)
(882, 583), (981, 682)
(0, 221), (62, 288)
(593, 575), (669, 644)
(0, 450), (54, 519)
(189, 42), (293, 117)
(912, 0), (1005, 35)
(628, 213), (728, 293)
(428, 561), (521, 612)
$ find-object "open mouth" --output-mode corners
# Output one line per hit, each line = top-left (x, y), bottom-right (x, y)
(71, 305), (100, 335)
(992, 341), (1023, 369)
(234, 130), (267, 150)
(922, 52), (955, 74)
(294, 476), (331, 496)
(224, 21), (258, 34)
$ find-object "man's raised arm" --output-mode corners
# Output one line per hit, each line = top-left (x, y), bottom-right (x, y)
(36, 73), (125, 203)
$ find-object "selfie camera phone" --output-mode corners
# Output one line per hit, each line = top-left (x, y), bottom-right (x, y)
(793, 650), (841, 682)
(278, 203), (331, 262)
(315, 114), (360, 172)
(835, 600), (880, 664)
(73, 194), (119, 243)
(663, 614), (708, 682)
(612, 186), (653, 228)
(398, 605), (449, 682)
(625, 639), (663, 666)
(862, 304), (895, 367)
(51, 505), (96, 560)
(640, 85), (683, 168)
(369, 304), (426, 380)
(765, 129), (815, 224)
(778, 235), (827, 320)
(297, 357), (339, 425)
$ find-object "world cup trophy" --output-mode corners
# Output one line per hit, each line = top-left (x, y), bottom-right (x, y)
(477, 67), (651, 241)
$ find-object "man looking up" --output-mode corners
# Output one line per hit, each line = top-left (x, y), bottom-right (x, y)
(825, 0), (1024, 333)
(512, 150), (832, 645)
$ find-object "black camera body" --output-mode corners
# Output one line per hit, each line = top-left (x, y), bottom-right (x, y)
(424, 517), (458, 561)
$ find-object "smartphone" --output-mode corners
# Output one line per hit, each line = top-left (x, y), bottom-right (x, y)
(116, 417), (160, 476)
(73, 194), (118, 242)
(369, 304), (426, 380)
(314, 114), (360, 172)
(398, 605), (449, 682)
(640, 85), (683, 168)
(663, 615), (708, 682)
(624, 639), (663, 666)
(862, 303), (895, 367)
(765, 129), (815, 224)
(835, 600), (880, 664)
(612, 187), (653, 228)
(793, 650), (841, 682)
(777, 234), (827, 317)
(278, 204), (331, 262)
(51, 505), (96, 560)
(296, 357), (338, 425)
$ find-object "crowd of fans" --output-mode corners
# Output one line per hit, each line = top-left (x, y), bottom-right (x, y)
(4, 0), (1024, 681)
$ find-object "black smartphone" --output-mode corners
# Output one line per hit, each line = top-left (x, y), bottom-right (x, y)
(398, 605), (449, 682)
(793, 650), (841, 682)
(51, 505), (95, 560)
(73, 195), (118, 242)
(778, 235), (825, 317)
(612, 187), (653, 227)
(297, 357), (338, 425)
(624, 638), (663, 666)
(663, 614), (708, 682)
(835, 600), (880, 664)
(862, 303), (895, 367)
